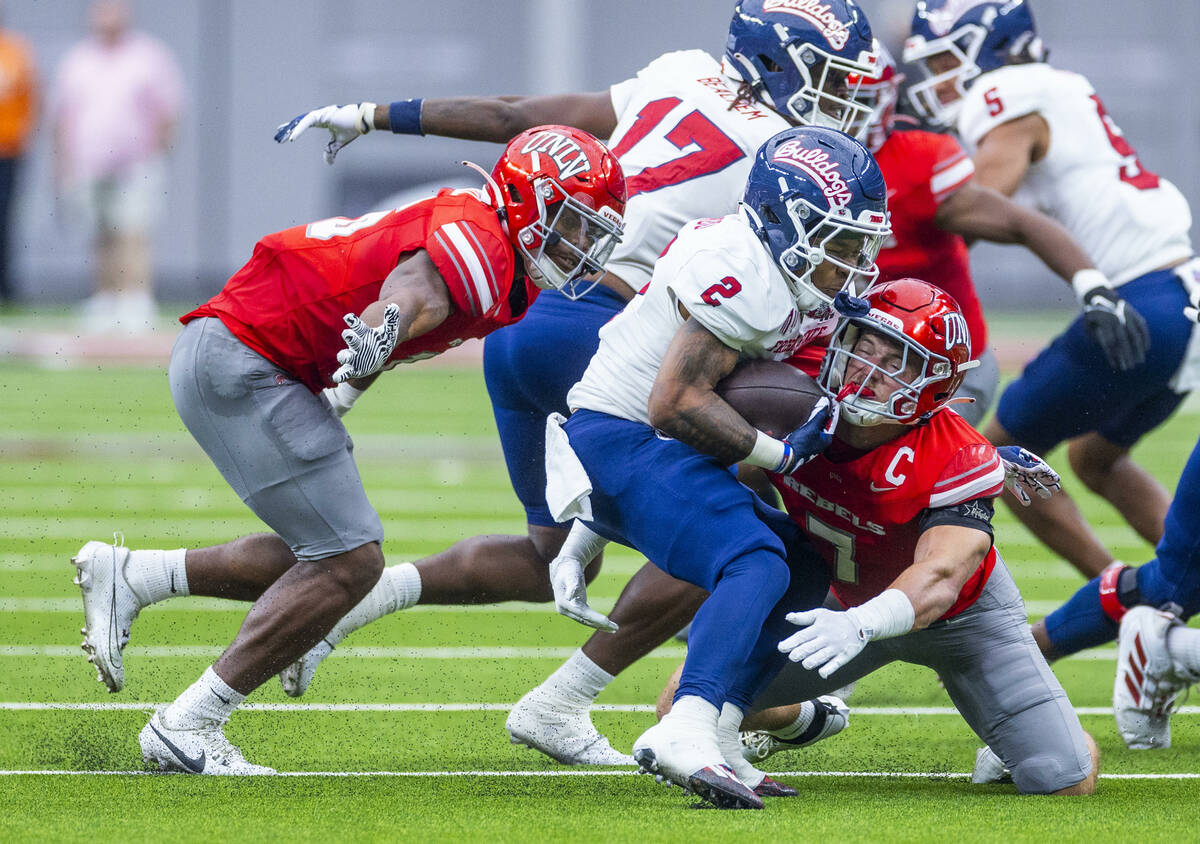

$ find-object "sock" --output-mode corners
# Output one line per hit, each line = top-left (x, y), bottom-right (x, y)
(666, 695), (720, 732)
(768, 700), (817, 741)
(717, 702), (764, 787)
(1042, 574), (1119, 656)
(125, 549), (189, 606)
(1166, 627), (1200, 681)
(325, 562), (421, 646)
(537, 649), (614, 706)
(162, 666), (245, 729)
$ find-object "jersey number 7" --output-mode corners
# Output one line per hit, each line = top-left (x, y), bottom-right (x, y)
(609, 97), (745, 199)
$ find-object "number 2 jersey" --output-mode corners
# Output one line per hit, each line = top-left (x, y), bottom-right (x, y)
(603, 50), (789, 293)
(182, 189), (537, 393)
(958, 63), (1192, 285)
(568, 212), (835, 425)
(772, 409), (1006, 618)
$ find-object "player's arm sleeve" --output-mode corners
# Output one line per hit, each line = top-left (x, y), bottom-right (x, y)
(917, 496), (995, 541)
(424, 219), (509, 318)
(957, 69), (1044, 150)
(665, 250), (778, 353)
(927, 442), (1006, 509)
(927, 135), (976, 205)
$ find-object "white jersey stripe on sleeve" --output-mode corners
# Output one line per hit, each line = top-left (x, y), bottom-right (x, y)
(928, 463), (1006, 509)
(432, 229), (479, 316)
(460, 222), (501, 302)
(441, 222), (496, 314)
(933, 454), (1001, 488)
(930, 157), (976, 201)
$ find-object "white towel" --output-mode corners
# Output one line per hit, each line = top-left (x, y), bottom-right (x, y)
(544, 413), (593, 523)
(1170, 258), (1200, 392)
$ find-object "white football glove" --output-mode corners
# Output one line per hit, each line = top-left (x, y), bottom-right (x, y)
(332, 304), (403, 384)
(996, 445), (1061, 507)
(778, 608), (867, 679)
(548, 553), (617, 632)
(274, 102), (376, 165)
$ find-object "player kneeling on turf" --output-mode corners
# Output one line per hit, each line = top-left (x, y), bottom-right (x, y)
(660, 279), (1099, 795)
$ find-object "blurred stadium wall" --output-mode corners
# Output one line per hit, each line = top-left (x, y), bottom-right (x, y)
(12, 0), (1200, 311)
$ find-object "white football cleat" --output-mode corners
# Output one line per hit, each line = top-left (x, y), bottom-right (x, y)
(139, 711), (275, 775)
(971, 746), (1012, 784)
(505, 688), (633, 765)
(740, 695), (850, 763)
(72, 538), (144, 693)
(1115, 606), (1188, 749)
(633, 719), (763, 809)
(279, 638), (334, 698)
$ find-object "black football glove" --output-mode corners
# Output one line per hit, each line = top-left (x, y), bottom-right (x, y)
(1080, 285), (1150, 372)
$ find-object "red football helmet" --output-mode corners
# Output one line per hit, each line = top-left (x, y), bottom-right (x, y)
(819, 278), (978, 426)
(847, 40), (908, 153)
(483, 125), (626, 300)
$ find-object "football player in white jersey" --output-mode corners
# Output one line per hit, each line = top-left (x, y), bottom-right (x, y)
(904, 0), (1200, 589)
(541, 125), (888, 808)
(272, 0), (880, 766)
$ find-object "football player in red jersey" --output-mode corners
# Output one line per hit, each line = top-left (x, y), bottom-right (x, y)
(659, 279), (1098, 795)
(68, 126), (625, 775)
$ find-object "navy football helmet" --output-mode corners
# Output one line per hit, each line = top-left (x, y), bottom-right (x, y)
(741, 125), (890, 313)
(903, 0), (1046, 127)
(724, 0), (879, 137)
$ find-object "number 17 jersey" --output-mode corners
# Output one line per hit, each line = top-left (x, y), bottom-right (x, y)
(603, 50), (790, 293)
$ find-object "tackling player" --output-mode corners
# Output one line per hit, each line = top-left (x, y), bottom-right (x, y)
(69, 127), (626, 774)
(545, 125), (889, 809)
(272, 0), (881, 765)
(658, 279), (1098, 796)
(904, 0), (1199, 579)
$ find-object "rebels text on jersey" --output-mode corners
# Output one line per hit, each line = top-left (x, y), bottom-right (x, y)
(875, 129), (986, 353)
(957, 64), (1192, 285)
(772, 410), (1005, 617)
(568, 213), (836, 426)
(602, 50), (790, 292)
(183, 190), (536, 393)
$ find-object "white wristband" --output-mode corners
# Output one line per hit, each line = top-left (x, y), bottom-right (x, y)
(1071, 268), (1110, 303)
(744, 429), (788, 471)
(557, 520), (608, 566)
(323, 381), (364, 417)
(356, 102), (378, 134)
(846, 589), (915, 642)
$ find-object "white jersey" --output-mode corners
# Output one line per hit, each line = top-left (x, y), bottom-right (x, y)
(603, 50), (791, 292)
(568, 213), (836, 424)
(958, 64), (1192, 285)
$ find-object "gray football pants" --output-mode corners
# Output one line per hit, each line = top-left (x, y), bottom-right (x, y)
(756, 558), (1093, 794)
(168, 317), (384, 561)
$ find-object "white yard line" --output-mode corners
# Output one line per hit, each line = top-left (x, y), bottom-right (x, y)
(0, 643), (1120, 660)
(5, 701), (1196, 716)
(0, 768), (1195, 779)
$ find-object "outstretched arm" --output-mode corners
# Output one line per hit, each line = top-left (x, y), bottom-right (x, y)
(935, 180), (1092, 282)
(276, 92), (618, 163)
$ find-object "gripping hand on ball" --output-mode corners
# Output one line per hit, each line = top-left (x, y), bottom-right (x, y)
(776, 397), (838, 474)
(332, 304), (403, 383)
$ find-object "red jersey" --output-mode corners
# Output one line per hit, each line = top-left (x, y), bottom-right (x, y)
(875, 130), (987, 353)
(772, 409), (1006, 619)
(183, 189), (538, 393)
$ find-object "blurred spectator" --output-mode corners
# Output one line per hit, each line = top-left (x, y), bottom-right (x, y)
(0, 7), (36, 306)
(50, 0), (183, 333)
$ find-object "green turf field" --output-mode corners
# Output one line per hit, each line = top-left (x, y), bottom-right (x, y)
(2, 350), (1199, 842)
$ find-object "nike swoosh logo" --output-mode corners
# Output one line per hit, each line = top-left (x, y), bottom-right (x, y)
(869, 482), (898, 492)
(170, 571), (176, 594)
(150, 721), (206, 773)
(210, 688), (231, 705)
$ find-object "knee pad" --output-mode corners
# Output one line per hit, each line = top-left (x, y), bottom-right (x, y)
(1011, 753), (1089, 795)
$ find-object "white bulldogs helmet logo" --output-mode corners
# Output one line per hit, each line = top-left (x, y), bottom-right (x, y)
(771, 139), (852, 207)
(925, 0), (996, 37)
(762, 0), (852, 50)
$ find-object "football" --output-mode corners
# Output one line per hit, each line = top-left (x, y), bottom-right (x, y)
(715, 359), (826, 438)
